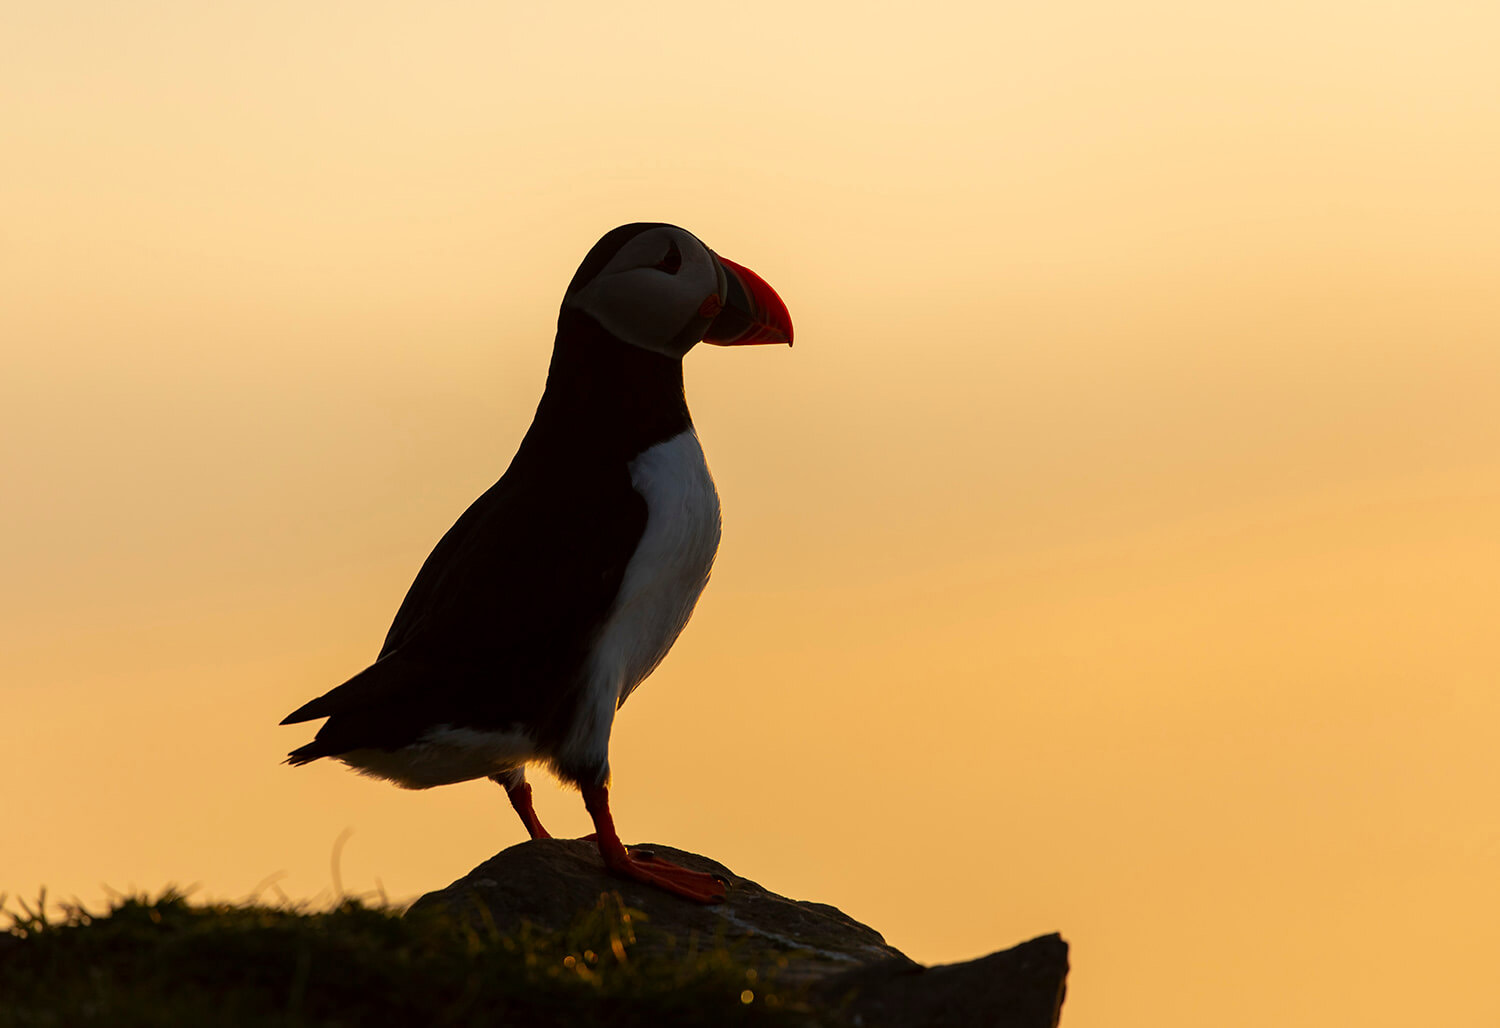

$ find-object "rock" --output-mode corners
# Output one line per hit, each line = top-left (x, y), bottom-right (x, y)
(814, 934), (1069, 1028)
(407, 839), (1068, 1027)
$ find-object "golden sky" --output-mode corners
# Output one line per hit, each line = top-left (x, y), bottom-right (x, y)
(4, 2), (1498, 1025)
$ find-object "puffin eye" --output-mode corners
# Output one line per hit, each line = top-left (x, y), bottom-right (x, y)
(654, 241), (682, 275)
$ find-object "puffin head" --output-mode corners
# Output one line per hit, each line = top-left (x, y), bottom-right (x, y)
(562, 223), (793, 359)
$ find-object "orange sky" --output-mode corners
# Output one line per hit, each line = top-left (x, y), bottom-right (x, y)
(4, 3), (1498, 1025)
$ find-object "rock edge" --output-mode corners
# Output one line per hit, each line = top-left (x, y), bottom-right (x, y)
(407, 839), (1067, 1027)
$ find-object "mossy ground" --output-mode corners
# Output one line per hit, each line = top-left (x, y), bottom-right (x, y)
(0, 889), (811, 1027)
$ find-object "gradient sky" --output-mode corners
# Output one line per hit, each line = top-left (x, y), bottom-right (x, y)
(4, 3), (1498, 1026)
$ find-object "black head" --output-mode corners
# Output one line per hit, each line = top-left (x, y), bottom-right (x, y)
(562, 223), (793, 359)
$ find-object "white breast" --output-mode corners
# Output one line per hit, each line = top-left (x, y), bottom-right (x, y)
(556, 429), (722, 775)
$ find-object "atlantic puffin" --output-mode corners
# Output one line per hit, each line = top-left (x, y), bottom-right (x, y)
(281, 223), (792, 904)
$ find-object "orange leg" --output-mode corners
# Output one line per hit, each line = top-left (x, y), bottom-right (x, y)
(501, 778), (551, 840)
(581, 784), (726, 904)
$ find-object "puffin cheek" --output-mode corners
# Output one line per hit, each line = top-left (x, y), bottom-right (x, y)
(583, 272), (685, 349)
(667, 312), (712, 354)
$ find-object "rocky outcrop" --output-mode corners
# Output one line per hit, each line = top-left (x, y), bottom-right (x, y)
(407, 839), (1068, 1027)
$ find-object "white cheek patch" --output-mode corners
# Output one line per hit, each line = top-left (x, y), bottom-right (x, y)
(577, 267), (696, 351)
(568, 229), (721, 356)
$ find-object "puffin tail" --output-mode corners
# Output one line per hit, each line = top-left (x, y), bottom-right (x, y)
(280, 654), (423, 725)
(280, 654), (430, 767)
(284, 742), (329, 767)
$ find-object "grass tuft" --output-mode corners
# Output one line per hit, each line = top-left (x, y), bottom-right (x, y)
(0, 888), (810, 1027)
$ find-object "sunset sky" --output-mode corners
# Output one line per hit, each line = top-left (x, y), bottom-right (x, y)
(4, 2), (1498, 1025)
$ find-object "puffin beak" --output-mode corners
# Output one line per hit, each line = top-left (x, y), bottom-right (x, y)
(702, 254), (795, 347)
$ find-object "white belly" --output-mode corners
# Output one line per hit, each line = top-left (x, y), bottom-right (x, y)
(555, 428), (722, 774)
(338, 726), (536, 789)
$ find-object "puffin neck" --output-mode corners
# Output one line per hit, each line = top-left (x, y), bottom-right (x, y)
(520, 308), (693, 463)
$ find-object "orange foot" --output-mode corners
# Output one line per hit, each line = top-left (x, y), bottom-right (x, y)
(581, 785), (727, 904)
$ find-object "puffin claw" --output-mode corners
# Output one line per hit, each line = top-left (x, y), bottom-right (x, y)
(582, 783), (727, 904)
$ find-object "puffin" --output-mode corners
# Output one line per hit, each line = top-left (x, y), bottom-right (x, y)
(281, 223), (792, 904)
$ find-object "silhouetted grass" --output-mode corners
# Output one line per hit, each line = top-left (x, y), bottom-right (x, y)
(0, 888), (807, 1027)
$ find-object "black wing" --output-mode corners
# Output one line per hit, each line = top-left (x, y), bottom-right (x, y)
(282, 456), (647, 760)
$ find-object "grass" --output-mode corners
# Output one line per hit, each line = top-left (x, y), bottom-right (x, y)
(0, 888), (812, 1028)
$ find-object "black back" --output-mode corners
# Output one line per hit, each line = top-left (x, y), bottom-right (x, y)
(282, 307), (692, 761)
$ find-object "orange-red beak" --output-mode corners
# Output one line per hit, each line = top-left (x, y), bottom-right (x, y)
(702, 254), (794, 347)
